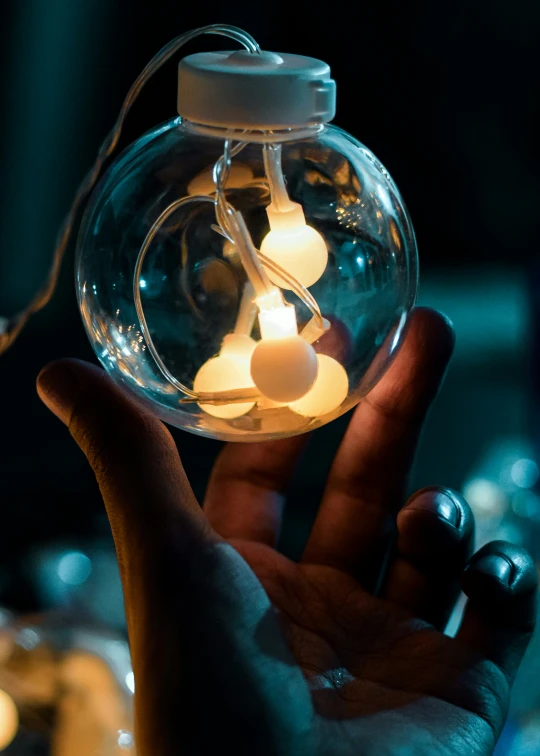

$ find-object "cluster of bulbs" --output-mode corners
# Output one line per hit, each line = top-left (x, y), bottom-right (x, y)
(185, 143), (349, 421)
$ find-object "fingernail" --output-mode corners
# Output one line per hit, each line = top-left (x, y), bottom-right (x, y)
(438, 311), (454, 331)
(410, 489), (460, 527)
(473, 554), (513, 586)
(37, 363), (80, 425)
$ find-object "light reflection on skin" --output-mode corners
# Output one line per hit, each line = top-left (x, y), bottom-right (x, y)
(308, 667), (355, 691)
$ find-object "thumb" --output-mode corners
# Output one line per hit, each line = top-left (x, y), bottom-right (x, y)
(37, 359), (214, 609)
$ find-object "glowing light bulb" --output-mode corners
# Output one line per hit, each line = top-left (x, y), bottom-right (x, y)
(260, 202), (328, 289)
(257, 302), (298, 340)
(251, 337), (317, 403)
(250, 291), (318, 403)
(0, 690), (18, 750)
(194, 334), (256, 419)
(187, 163), (254, 196)
(290, 354), (349, 417)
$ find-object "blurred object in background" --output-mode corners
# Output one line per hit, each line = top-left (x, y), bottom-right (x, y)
(31, 543), (125, 629)
(462, 437), (539, 548)
(419, 267), (540, 755)
(0, 609), (133, 754)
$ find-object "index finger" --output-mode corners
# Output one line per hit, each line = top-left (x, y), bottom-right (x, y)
(204, 434), (310, 546)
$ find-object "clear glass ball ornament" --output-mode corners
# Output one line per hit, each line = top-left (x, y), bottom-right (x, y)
(76, 118), (417, 441)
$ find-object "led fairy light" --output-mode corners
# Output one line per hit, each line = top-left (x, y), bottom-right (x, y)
(290, 354), (349, 417)
(260, 144), (328, 289)
(184, 126), (320, 414)
(132, 169), (322, 416)
(1, 24), (418, 442)
(251, 288), (319, 403)
(194, 333), (257, 419)
(192, 158), (262, 418)
(207, 206), (319, 407)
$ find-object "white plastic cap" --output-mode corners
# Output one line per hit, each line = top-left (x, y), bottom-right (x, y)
(177, 50), (336, 130)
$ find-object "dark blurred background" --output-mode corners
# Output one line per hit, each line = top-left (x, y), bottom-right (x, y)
(0, 1), (539, 752)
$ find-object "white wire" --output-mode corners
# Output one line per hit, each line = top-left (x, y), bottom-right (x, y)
(0, 25), (260, 355)
(132, 184), (323, 404)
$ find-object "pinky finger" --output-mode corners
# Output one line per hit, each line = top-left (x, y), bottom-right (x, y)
(456, 540), (538, 683)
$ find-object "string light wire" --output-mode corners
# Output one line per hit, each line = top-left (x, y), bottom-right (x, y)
(0, 25), (260, 355)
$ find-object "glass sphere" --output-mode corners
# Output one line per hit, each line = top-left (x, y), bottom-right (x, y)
(76, 118), (417, 442)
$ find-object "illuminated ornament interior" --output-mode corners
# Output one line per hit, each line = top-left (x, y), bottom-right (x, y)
(194, 333), (257, 419)
(71, 24), (418, 442)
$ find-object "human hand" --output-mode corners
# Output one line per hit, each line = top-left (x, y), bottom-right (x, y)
(37, 308), (537, 756)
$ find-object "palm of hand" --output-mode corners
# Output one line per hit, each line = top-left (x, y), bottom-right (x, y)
(230, 539), (504, 756)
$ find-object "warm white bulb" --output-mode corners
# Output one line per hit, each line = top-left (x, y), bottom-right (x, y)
(260, 202), (328, 289)
(251, 290), (318, 402)
(290, 354), (349, 417)
(187, 163), (254, 196)
(258, 303), (298, 340)
(251, 336), (318, 403)
(0, 689), (18, 750)
(194, 334), (256, 419)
